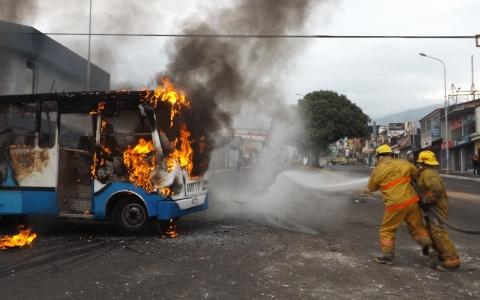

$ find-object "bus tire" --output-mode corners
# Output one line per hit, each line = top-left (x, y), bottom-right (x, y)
(113, 197), (154, 235)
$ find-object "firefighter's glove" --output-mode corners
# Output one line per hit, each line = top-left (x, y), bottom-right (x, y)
(422, 194), (437, 205)
(419, 196), (431, 212)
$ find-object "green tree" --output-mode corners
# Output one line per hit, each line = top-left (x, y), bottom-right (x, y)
(297, 90), (370, 167)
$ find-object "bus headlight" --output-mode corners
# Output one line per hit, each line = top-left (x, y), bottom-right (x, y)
(173, 185), (182, 195)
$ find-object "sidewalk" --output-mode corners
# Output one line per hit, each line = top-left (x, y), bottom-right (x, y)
(438, 170), (480, 182)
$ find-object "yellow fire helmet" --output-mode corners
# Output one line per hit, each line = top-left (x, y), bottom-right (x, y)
(417, 150), (439, 165)
(376, 144), (392, 156)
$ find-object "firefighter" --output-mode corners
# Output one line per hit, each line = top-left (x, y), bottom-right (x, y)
(368, 144), (437, 266)
(416, 150), (461, 271)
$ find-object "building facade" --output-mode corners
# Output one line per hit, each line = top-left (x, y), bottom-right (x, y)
(0, 20), (109, 95)
(210, 128), (267, 170)
(419, 99), (480, 173)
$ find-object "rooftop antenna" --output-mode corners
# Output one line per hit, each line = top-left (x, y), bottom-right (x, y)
(471, 56), (477, 97)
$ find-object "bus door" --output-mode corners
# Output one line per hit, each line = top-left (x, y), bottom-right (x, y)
(57, 112), (95, 216)
(0, 100), (58, 215)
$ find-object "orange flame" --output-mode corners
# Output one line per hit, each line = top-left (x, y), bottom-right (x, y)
(89, 101), (105, 115)
(0, 226), (37, 250)
(123, 138), (160, 193)
(161, 187), (173, 196)
(167, 125), (195, 176)
(149, 79), (197, 177)
(161, 219), (178, 238)
(147, 78), (190, 126)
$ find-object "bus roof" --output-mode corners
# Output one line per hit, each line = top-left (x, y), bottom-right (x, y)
(0, 91), (172, 113)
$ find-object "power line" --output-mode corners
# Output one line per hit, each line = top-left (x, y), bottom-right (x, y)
(1, 32), (476, 39)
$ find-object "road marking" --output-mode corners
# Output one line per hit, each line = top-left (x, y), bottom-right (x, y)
(452, 183), (472, 187)
(448, 191), (480, 201)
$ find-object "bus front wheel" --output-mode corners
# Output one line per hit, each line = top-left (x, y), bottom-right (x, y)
(113, 197), (154, 235)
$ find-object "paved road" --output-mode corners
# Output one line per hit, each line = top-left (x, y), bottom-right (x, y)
(0, 165), (479, 299)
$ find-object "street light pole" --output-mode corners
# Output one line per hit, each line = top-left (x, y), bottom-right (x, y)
(419, 53), (449, 173)
(87, 0), (92, 91)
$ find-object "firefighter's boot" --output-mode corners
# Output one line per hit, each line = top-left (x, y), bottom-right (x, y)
(436, 258), (460, 272)
(427, 245), (439, 269)
(374, 254), (395, 265)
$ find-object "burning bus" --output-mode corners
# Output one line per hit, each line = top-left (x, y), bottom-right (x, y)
(0, 81), (208, 235)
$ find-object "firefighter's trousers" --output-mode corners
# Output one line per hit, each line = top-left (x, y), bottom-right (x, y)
(425, 220), (460, 268)
(379, 203), (432, 256)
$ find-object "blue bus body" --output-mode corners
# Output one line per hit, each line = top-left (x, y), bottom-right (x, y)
(0, 91), (209, 234)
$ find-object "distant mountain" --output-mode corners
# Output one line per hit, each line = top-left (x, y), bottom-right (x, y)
(372, 104), (443, 126)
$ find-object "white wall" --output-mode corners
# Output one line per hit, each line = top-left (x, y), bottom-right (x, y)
(0, 49), (108, 95)
(0, 49), (26, 95)
(36, 64), (85, 93)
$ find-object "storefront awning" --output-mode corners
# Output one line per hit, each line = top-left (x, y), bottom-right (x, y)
(471, 135), (480, 142)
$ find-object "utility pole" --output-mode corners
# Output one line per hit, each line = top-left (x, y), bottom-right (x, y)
(86, 0), (92, 92)
(420, 53), (449, 173)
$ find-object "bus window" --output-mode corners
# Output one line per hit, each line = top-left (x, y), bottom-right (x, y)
(0, 103), (36, 148)
(95, 109), (154, 184)
(60, 113), (94, 151)
(39, 101), (57, 149)
(102, 110), (153, 151)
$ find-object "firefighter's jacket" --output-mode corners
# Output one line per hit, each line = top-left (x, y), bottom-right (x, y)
(416, 165), (449, 218)
(368, 156), (420, 211)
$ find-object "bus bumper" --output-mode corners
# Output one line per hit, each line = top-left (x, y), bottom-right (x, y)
(157, 194), (209, 220)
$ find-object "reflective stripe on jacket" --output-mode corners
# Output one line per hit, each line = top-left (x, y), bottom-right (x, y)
(368, 156), (420, 210)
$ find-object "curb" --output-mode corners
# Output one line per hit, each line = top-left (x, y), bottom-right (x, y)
(440, 174), (480, 182)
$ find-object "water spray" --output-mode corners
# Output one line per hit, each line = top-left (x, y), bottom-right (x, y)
(275, 170), (369, 192)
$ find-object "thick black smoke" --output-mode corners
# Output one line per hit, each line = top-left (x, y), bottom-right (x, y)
(2, 0), (321, 175)
(159, 0), (316, 175)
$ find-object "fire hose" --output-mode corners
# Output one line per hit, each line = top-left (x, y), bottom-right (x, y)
(410, 180), (480, 234)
